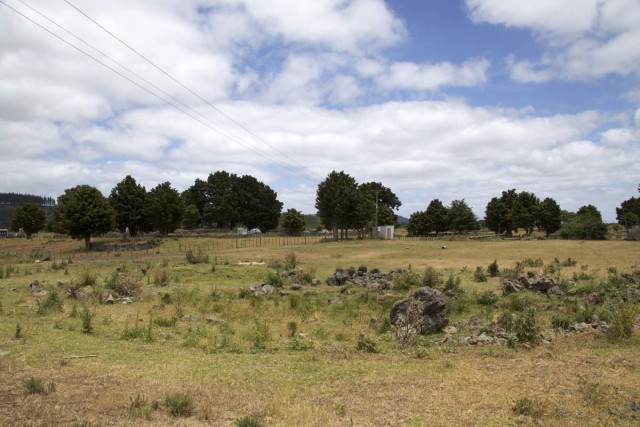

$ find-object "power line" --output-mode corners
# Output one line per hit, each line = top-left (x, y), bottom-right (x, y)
(10, 0), (314, 181)
(1, 0), (317, 182)
(62, 0), (321, 181)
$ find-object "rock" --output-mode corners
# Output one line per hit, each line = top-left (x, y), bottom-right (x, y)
(444, 325), (458, 334)
(547, 285), (564, 296)
(457, 336), (470, 345)
(328, 296), (342, 304)
(290, 283), (302, 291)
(347, 266), (356, 277)
(311, 279), (321, 286)
(279, 290), (290, 296)
(267, 260), (281, 269)
(357, 265), (368, 275)
(529, 276), (556, 292)
(469, 332), (493, 345)
(106, 294), (116, 304)
(540, 329), (555, 342)
(370, 268), (381, 275)
(502, 280), (522, 295)
(331, 268), (350, 286)
(569, 322), (592, 333)
(181, 315), (199, 321)
(27, 280), (41, 293)
(441, 246), (447, 249)
(389, 287), (448, 334)
(587, 291), (605, 305)
(56, 281), (66, 289)
(121, 297), (133, 304)
(441, 334), (454, 343)
(205, 317), (226, 325)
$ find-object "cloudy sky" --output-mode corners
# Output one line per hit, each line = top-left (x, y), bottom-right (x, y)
(1, 0), (639, 221)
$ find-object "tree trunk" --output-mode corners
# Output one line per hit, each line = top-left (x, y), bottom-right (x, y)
(332, 225), (338, 241)
(84, 235), (92, 251)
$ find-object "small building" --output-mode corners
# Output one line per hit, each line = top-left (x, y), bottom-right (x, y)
(236, 227), (247, 236)
(373, 225), (394, 240)
(0, 229), (8, 238)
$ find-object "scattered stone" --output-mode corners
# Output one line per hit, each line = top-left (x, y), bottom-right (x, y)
(569, 322), (592, 333)
(121, 297), (133, 305)
(279, 290), (290, 296)
(181, 315), (199, 321)
(290, 283), (302, 291)
(205, 317), (226, 325)
(357, 265), (368, 275)
(587, 291), (605, 305)
(502, 280), (523, 295)
(441, 334), (454, 344)
(105, 294), (116, 304)
(441, 246), (447, 249)
(468, 332), (493, 345)
(267, 260), (281, 269)
(390, 287), (448, 334)
(328, 296), (342, 304)
(444, 325), (458, 334)
(56, 281), (66, 289)
(547, 285), (564, 296)
(540, 329), (555, 342)
(27, 280), (41, 293)
(311, 279), (321, 286)
(249, 283), (276, 296)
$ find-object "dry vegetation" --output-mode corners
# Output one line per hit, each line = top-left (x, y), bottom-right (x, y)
(0, 236), (639, 426)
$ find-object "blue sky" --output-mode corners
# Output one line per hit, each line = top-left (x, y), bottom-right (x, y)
(1, 0), (639, 222)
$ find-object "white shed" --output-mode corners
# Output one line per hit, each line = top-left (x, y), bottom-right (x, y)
(373, 225), (394, 240)
(236, 227), (247, 236)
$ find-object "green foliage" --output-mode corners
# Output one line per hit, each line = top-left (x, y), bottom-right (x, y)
(315, 171), (360, 238)
(497, 311), (514, 331)
(356, 334), (379, 353)
(537, 197), (562, 236)
(487, 259), (499, 277)
(54, 185), (115, 250)
(559, 205), (607, 240)
(444, 274), (464, 295)
(287, 321), (297, 337)
(522, 258), (543, 267)
(473, 266), (487, 282)
(477, 291), (498, 306)
(422, 266), (443, 288)
(154, 269), (170, 287)
(23, 376), (45, 394)
(11, 203), (46, 238)
(513, 308), (540, 345)
(394, 270), (421, 291)
(109, 175), (149, 237)
(251, 319), (271, 351)
(448, 199), (479, 232)
(147, 182), (185, 235)
(281, 208), (306, 235)
(235, 416), (263, 427)
(81, 305), (94, 334)
(605, 301), (636, 342)
(265, 271), (284, 288)
(284, 252), (297, 269)
(163, 393), (194, 417)
(78, 269), (97, 287)
(186, 249), (208, 264)
(561, 257), (577, 267)
(36, 289), (64, 316)
(182, 204), (201, 230)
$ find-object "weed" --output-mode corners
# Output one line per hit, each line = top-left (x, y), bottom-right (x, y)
(477, 291), (498, 306)
(264, 271), (284, 288)
(512, 397), (543, 417)
(235, 416), (263, 427)
(78, 269), (97, 287)
(36, 289), (64, 316)
(394, 270), (421, 291)
(422, 266), (443, 288)
(513, 307), (540, 345)
(376, 317), (392, 334)
(81, 305), (94, 334)
(551, 314), (571, 330)
(289, 337), (314, 351)
(488, 259), (499, 277)
(186, 249), (208, 264)
(154, 317), (177, 327)
(251, 319), (271, 351)
(473, 266), (487, 282)
(163, 393), (194, 417)
(562, 257), (577, 267)
(23, 376), (45, 394)
(523, 258), (543, 268)
(573, 306), (596, 324)
(154, 269), (169, 286)
(287, 321), (297, 337)
(503, 294), (528, 312)
(606, 301), (635, 342)
(284, 252), (297, 269)
(356, 334), (379, 353)
(15, 323), (22, 339)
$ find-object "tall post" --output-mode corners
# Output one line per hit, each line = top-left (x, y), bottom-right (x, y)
(374, 189), (380, 239)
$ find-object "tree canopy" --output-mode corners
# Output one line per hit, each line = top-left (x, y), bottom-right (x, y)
(147, 182), (185, 236)
(559, 204), (607, 240)
(54, 185), (115, 249)
(281, 208), (306, 235)
(11, 203), (46, 238)
(109, 175), (149, 237)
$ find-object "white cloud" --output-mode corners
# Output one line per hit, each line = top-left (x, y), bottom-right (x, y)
(377, 58), (489, 91)
(468, 0), (640, 81)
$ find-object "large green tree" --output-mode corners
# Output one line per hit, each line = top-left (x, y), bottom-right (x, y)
(234, 175), (283, 231)
(484, 197), (510, 234)
(616, 197), (640, 229)
(484, 189), (541, 235)
(537, 197), (562, 237)
(316, 171), (359, 240)
(281, 208), (306, 235)
(146, 182), (185, 235)
(448, 199), (478, 233)
(559, 205), (607, 240)
(109, 175), (149, 237)
(55, 185), (115, 249)
(407, 210), (429, 236)
(425, 199), (449, 235)
(11, 203), (46, 238)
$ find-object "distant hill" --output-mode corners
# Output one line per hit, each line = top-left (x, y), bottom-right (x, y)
(0, 193), (56, 229)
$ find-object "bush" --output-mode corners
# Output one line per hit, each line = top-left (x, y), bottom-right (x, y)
(562, 257), (578, 267)
(284, 252), (297, 269)
(154, 269), (169, 286)
(422, 266), (442, 288)
(473, 266), (487, 282)
(497, 311), (514, 331)
(264, 271), (284, 288)
(36, 289), (64, 316)
(78, 269), (97, 287)
(186, 250), (208, 264)
(356, 334), (379, 353)
(81, 305), (94, 334)
(606, 301), (636, 342)
(443, 274), (464, 295)
(394, 271), (421, 291)
(236, 416), (263, 427)
(513, 308), (540, 345)
(522, 258), (543, 268)
(23, 376), (45, 394)
(487, 259), (499, 277)
(477, 291), (498, 306)
(551, 314), (571, 330)
(163, 393), (194, 417)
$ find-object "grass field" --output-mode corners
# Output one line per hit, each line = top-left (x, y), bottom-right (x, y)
(0, 236), (638, 426)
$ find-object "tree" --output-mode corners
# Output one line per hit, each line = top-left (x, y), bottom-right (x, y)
(181, 178), (210, 227)
(281, 208), (305, 235)
(109, 175), (149, 237)
(537, 197), (562, 237)
(234, 175), (283, 231)
(616, 197), (640, 230)
(11, 203), (46, 238)
(484, 197), (510, 234)
(205, 171), (240, 229)
(146, 182), (185, 235)
(515, 191), (540, 235)
(448, 199), (478, 233)
(425, 199), (449, 235)
(316, 171), (359, 240)
(559, 205), (607, 240)
(407, 210), (429, 236)
(182, 204), (201, 230)
(55, 185), (115, 249)
(484, 189), (541, 235)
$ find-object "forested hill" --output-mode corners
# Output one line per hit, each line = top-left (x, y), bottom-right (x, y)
(0, 193), (56, 206)
(0, 193), (56, 230)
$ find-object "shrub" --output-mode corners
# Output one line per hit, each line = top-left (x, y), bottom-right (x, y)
(522, 258), (543, 268)
(251, 319), (270, 351)
(444, 274), (464, 295)
(265, 271), (284, 288)
(81, 305), (94, 334)
(78, 269), (97, 287)
(551, 314), (571, 330)
(513, 308), (540, 345)
(422, 266), (442, 288)
(287, 321), (297, 337)
(163, 393), (194, 417)
(115, 276), (142, 297)
(23, 376), (45, 394)
(236, 416), (263, 427)
(356, 334), (379, 353)
(574, 306), (596, 324)
(186, 250), (208, 264)
(487, 259), (499, 277)
(497, 311), (514, 331)
(473, 266), (487, 282)
(395, 271), (421, 291)
(36, 289), (64, 316)
(606, 301), (635, 342)
(154, 269), (169, 286)
(477, 291), (498, 306)
(562, 257), (578, 267)
(284, 252), (297, 269)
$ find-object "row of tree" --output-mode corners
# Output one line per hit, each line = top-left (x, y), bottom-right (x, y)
(0, 193), (55, 206)
(407, 199), (479, 236)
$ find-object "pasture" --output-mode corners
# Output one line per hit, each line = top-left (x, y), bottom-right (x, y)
(0, 236), (638, 426)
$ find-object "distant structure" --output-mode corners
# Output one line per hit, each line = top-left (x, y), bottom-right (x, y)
(236, 227), (247, 236)
(0, 229), (8, 238)
(373, 225), (395, 240)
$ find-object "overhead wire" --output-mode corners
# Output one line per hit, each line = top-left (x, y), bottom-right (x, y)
(0, 0), (318, 182)
(62, 0), (322, 181)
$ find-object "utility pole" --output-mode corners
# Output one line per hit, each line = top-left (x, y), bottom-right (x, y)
(374, 189), (380, 239)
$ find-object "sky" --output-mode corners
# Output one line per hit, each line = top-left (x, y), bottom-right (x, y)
(1, 0), (639, 222)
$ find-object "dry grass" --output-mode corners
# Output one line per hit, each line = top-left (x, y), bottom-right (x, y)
(0, 236), (639, 426)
